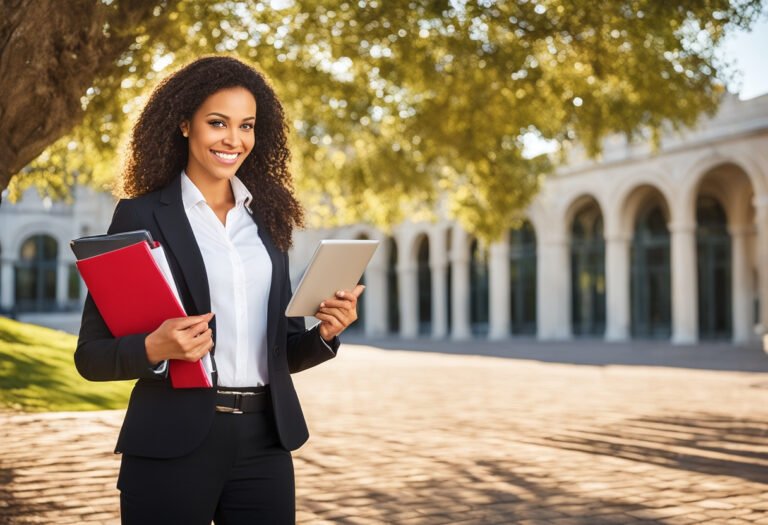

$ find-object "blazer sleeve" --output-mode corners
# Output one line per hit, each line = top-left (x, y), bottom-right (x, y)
(74, 200), (162, 382)
(283, 252), (341, 374)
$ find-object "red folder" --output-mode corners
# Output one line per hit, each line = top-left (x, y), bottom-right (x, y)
(76, 241), (212, 389)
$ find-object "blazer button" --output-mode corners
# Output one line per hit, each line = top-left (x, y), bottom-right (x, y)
(273, 345), (279, 355)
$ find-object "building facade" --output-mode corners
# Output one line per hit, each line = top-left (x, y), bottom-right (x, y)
(298, 93), (768, 345)
(2, 94), (767, 343)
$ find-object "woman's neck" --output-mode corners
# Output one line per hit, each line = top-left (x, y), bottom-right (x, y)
(186, 170), (235, 207)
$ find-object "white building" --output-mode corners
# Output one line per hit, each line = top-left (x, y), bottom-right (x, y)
(2, 93), (767, 344)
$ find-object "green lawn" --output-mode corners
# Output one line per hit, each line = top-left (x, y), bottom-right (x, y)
(0, 316), (132, 412)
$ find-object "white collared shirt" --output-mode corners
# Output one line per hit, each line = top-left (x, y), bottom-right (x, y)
(178, 170), (273, 387)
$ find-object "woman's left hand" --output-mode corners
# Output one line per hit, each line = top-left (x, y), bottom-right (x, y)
(315, 284), (366, 342)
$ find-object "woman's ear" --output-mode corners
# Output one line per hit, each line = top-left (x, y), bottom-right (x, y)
(179, 121), (189, 138)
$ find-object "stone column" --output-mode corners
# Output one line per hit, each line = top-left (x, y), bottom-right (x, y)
(755, 199), (768, 350)
(56, 259), (69, 311)
(670, 221), (698, 344)
(450, 232), (471, 340)
(430, 230), (449, 339)
(605, 234), (631, 341)
(729, 225), (754, 344)
(537, 236), (571, 340)
(0, 256), (13, 311)
(364, 246), (388, 337)
(398, 262), (419, 338)
(488, 239), (510, 340)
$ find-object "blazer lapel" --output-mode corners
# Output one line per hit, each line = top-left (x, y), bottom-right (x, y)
(154, 175), (211, 316)
(249, 209), (283, 352)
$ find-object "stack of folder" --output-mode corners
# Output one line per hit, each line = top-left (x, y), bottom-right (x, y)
(72, 230), (212, 388)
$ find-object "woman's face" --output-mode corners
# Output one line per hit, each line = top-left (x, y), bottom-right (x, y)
(179, 86), (257, 184)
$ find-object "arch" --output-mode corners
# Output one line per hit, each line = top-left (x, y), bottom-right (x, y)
(609, 175), (675, 238)
(570, 199), (606, 336)
(690, 161), (756, 343)
(401, 228), (433, 269)
(680, 153), (767, 209)
(8, 222), (70, 262)
(562, 193), (606, 240)
(15, 233), (59, 313)
(509, 220), (537, 335)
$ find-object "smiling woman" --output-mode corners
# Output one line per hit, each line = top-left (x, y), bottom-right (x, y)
(75, 55), (364, 524)
(179, 87), (257, 224)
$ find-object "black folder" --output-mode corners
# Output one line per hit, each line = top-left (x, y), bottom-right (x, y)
(70, 230), (154, 260)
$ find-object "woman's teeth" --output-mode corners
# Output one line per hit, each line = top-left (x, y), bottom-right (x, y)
(213, 151), (238, 160)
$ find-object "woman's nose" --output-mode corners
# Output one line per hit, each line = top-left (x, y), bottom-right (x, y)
(222, 128), (240, 148)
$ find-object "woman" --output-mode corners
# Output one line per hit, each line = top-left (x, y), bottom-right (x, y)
(75, 55), (361, 524)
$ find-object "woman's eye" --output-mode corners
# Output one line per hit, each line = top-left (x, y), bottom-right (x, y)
(242, 123), (254, 130)
(209, 120), (225, 128)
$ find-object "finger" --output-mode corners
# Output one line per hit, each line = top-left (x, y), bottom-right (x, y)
(319, 298), (355, 310)
(315, 311), (344, 329)
(318, 305), (352, 319)
(333, 290), (359, 304)
(182, 322), (210, 340)
(172, 313), (214, 330)
(317, 307), (355, 327)
(351, 284), (365, 298)
(185, 333), (213, 360)
(181, 327), (211, 348)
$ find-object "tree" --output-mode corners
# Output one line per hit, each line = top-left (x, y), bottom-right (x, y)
(2, 0), (762, 241)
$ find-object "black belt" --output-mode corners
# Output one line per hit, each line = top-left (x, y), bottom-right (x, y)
(215, 386), (270, 414)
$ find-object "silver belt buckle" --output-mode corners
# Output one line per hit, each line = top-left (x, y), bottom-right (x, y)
(215, 404), (243, 414)
(216, 390), (258, 414)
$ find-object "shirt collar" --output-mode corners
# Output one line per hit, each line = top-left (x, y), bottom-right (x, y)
(180, 170), (253, 212)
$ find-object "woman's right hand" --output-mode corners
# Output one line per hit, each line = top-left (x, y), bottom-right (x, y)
(144, 313), (215, 365)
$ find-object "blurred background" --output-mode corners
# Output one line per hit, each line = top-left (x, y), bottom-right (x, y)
(1, 0), (767, 346)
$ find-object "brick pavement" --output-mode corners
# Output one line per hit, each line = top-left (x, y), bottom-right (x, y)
(1, 343), (768, 524)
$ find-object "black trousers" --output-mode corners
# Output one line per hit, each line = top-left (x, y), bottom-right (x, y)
(118, 406), (294, 525)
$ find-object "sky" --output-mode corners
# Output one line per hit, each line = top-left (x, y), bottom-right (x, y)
(718, 11), (768, 100)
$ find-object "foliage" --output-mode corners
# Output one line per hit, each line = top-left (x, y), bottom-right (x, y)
(7, 0), (763, 241)
(0, 317), (132, 412)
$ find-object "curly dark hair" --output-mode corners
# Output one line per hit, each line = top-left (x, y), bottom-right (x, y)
(119, 55), (303, 251)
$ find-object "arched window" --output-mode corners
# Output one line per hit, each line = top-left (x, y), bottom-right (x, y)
(15, 234), (58, 312)
(631, 204), (671, 338)
(469, 238), (489, 335)
(509, 222), (537, 335)
(571, 204), (606, 336)
(696, 196), (731, 340)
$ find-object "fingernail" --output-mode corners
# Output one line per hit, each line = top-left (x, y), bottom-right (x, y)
(336, 291), (344, 297)
(320, 302), (325, 308)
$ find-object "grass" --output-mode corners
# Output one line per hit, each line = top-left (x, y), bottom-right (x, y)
(0, 316), (132, 412)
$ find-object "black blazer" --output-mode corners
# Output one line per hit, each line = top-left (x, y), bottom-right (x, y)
(75, 174), (339, 458)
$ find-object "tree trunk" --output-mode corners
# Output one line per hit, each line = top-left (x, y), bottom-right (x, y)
(0, 0), (176, 202)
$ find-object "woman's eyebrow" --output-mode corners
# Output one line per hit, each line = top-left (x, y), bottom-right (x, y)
(206, 112), (256, 121)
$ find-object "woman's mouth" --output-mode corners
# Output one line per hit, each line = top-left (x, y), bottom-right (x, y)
(211, 150), (240, 164)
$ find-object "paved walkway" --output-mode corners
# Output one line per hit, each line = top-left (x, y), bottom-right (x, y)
(1, 341), (768, 524)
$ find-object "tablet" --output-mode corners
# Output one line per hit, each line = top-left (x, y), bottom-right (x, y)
(286, 239), (380, 317)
